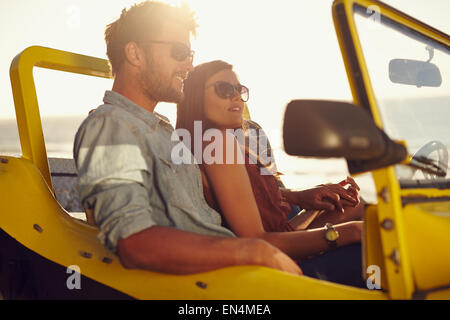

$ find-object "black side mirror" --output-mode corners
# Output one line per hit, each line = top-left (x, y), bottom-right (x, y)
(283, 100), (407, 174)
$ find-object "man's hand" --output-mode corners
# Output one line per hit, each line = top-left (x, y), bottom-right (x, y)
(249, 239), (303, 276)
(117, 226), (303, 276)
(282, 176), (360, 213)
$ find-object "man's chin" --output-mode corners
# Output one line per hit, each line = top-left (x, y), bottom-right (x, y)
(160, 89), (184, 104)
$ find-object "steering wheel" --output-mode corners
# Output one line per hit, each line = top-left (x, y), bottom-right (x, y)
(411, 140), (448, 179)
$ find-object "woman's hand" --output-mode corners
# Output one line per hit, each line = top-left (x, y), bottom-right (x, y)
(282, 178), (360, 213)
(320, 176), (361, 208)
(335, 221), (363, 246)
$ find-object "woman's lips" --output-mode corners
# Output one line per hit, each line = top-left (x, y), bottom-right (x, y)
(228, 104), (243, 112)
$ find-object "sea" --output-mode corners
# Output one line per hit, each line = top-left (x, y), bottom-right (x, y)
(2, 95), (450, 206)
(0, 115), (378, 203)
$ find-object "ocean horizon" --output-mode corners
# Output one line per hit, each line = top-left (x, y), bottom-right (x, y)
(0, 116), (378, 203)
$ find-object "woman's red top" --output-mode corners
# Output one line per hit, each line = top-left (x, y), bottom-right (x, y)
(201, 159), (295, 233)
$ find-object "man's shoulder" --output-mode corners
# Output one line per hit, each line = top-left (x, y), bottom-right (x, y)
(83, 103), (130, 125)
(74, 104), (138, 150)
(77, 104), (139, 135)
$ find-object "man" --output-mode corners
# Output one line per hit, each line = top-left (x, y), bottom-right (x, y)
(74, 1), (361, 280)
(74, 1), (301, 276)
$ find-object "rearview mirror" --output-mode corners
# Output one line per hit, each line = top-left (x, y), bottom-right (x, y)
(283, 100), (407, 173)
(389, 59), (442, 87)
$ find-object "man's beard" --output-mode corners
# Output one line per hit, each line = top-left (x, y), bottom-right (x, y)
(139, 55), (184, 104)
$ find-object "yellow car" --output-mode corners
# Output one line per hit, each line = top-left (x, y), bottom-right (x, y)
(0, 0), (449, 300)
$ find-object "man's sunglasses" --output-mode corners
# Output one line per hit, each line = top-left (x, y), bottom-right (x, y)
(206, 81), (249, 102)
(141, 40), (194, 63)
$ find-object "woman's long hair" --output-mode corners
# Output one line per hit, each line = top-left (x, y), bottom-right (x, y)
(176, 60), (274, 172)
(176, 60), (233, 159)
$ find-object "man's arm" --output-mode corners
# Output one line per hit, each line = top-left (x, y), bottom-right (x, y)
(75, 112), (302, 276)
(117, 226), (303, 276)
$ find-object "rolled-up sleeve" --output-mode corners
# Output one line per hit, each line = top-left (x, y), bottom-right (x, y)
(74, 113), (156, 252)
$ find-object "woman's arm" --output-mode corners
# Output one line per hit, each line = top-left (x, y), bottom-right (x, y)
(203, 133), (361, 260)
(202, 143), (266, 238)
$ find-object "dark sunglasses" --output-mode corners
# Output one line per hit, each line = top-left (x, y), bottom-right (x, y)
(207, 81), (249, 102)
(141, 40), (194, 63)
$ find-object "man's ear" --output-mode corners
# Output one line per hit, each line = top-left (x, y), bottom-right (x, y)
(124, 42), (146, 68)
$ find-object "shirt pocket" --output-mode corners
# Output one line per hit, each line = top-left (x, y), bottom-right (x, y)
(156, 157), (189, 208)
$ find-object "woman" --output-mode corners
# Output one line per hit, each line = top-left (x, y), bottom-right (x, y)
(176, 61), (365, 285)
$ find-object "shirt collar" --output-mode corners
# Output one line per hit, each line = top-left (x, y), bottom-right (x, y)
(103, 90), (172, 128)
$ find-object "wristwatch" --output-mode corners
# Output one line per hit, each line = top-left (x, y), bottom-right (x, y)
(324, 223), (339, 249)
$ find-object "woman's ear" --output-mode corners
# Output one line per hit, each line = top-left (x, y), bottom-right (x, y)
(124, 42), (146, 69)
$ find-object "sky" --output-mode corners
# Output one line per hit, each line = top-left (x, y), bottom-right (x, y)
(0, 0), (449, 147)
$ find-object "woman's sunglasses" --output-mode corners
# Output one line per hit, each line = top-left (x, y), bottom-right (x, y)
(141, 40), (194, 63)
(207, 81), (249, 102)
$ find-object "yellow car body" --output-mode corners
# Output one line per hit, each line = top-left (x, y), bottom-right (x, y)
(0, 0), (449, 299)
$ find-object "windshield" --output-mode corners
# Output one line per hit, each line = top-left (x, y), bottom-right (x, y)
(353, 4), (450, 189)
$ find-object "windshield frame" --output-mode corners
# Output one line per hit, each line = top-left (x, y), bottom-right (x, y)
(333, 0), (450, 195)
(332, 0), (450, 299)
(353, 4), (450, 190)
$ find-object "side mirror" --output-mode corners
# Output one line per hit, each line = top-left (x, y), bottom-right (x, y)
(389, 59), (442, 88)
(283, 100), (407, 173)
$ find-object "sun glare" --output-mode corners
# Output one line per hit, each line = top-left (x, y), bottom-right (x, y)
(1, 0), (449, 197)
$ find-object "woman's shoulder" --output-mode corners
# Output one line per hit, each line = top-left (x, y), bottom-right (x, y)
(201, 130), (246, 166)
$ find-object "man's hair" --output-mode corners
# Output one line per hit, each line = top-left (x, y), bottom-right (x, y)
(105, 1), (197, 75)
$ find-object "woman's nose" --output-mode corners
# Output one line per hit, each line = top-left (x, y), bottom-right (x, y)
(231, 88), (241, 101)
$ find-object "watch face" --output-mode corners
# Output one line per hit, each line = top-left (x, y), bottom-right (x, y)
(325, 230), (339, 242)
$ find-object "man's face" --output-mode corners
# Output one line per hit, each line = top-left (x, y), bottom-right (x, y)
(138, 23), (193, 104)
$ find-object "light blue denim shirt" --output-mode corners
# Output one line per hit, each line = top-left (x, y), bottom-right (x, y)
(74, 90), (235, 252)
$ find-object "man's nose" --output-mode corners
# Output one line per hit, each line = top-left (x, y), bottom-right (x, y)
(182, 58), (194, 73)
(187, 62), (194, 73)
